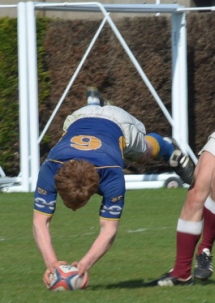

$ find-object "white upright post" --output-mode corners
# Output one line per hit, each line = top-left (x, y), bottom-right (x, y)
(26, 1), (40, 191)
(17, 2), (30, 192)
(171, 12), (188, 153)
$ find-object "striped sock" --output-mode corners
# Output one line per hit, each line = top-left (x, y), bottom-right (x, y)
(146, 133), (173, 161)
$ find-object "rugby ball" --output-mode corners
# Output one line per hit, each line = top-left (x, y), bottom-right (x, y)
(49, 264), (89, 291)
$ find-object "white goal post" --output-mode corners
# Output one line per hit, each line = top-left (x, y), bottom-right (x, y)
(2, 2), (203, 192)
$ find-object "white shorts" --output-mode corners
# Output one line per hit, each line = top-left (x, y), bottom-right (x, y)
(63, 105), (147, 161)
(199, 132), (215, 157)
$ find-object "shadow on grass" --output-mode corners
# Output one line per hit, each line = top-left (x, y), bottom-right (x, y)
(90, 278), (215, 290)
(91, 279), (144, 290)
(193, 279), (215, 286)
(142, 278), (215, 287)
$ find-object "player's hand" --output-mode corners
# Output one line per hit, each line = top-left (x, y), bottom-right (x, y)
(71, 261), (78, 267)
(43, 260), (67, 288)
(71, 261), (88, 277)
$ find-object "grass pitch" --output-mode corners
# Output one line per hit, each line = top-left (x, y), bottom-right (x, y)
(0, 189), (214, 303)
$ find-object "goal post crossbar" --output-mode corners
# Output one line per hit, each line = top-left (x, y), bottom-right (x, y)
(2, 2), (199, 191)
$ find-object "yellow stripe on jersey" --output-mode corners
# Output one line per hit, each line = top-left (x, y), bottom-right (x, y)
(34, 209), (53, 217)
(46, 160), (122, 170)
(95, 165), (122, 169)
(99, 216), (120, 221)
(46, 159), (63, 164)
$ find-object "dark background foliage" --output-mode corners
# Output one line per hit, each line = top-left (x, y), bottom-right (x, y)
(0, 13), (214, 176)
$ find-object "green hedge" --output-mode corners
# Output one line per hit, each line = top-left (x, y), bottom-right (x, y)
(0, 18), (18, 175)
(0, 17), (51, 176)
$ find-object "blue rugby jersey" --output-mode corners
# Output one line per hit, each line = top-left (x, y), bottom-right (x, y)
(34, 117), (126, 220)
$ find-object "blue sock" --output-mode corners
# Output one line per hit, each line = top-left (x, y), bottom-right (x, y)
(146, 133), (174, 161)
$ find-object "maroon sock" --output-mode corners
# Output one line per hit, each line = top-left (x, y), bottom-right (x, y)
(171, 231), (200, 279)
(198, 206), (215, 254)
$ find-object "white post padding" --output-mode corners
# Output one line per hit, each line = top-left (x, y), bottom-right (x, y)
(26, 1), (40, 191)
(18, 2), (30, 192)
(172, 12), (188, 152)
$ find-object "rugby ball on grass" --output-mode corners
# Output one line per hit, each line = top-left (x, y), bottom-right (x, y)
(49, 264), (89, 291)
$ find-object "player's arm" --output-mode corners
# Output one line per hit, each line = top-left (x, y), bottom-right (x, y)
(33, 212), (67, 287)
(74, 218), (119, 276)
(33, 212), (57, 267)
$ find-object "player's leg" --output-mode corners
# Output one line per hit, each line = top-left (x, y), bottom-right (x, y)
(193, 167), (215, 280)
(146, 151), (213, 286)
(145, 133), (194, 185)
(86, 87), (105, 106)
(169, 152), (214, 277)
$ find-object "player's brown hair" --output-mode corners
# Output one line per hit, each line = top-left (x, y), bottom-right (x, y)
(54, 160), (99, 210)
